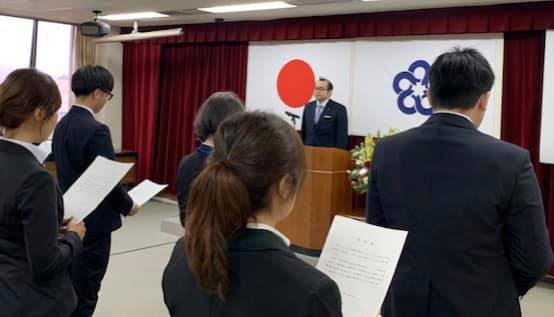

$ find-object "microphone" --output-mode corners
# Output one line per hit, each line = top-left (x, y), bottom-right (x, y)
(285, 111), (300, 119)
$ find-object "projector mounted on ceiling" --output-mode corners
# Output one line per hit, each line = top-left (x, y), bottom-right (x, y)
(93, 21), (183, 44)
(80, 10), (111, 37)
(80, 10), (183, 44)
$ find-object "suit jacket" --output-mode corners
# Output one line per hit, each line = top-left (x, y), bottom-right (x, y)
(52, 106), (133, 235)
(367, 113), (553, 317)
(0, 140), (82, 316)
(176, 144), (212, 226)
(162, 229), (342, 317)
(301, 99), (348, 149)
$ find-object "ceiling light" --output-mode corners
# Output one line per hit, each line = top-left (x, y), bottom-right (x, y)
(198, 1), (296, 13)
(99, 12), (169, 21)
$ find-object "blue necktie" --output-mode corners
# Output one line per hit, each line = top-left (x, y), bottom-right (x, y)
(315, 105), (324, 124)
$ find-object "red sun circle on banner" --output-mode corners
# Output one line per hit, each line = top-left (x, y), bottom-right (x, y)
(276, 59), (315, 108)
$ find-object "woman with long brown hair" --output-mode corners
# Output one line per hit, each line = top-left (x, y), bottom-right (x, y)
(162, 111), (342, 316)
(0, 69), (85, 316)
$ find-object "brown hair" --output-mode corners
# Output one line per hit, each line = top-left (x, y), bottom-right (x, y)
(185, 111), (306, 299)
(0, 68), (61, 129)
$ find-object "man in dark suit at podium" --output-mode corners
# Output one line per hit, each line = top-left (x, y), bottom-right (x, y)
(301, 77), (348, 149)
(367, 48), (553, 317)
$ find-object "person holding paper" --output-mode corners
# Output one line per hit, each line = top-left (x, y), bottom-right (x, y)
(0, 69), (85, 316)
(163, 112), (342, 316)
(367, 48), (553, 317)
(52, 65), (140, 317)
(176, 91), (244, 226)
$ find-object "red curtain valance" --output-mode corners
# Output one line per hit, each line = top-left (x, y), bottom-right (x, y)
(125, 1), (554, 44)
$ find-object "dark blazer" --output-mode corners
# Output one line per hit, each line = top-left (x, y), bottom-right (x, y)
(176, 144), (212, 226)
(0, 140), (82, 316)
(52, 106), (133, 235)
(367, 113), (553, 317)
(301, 99), (348, 149)
(162, 229), (342, 317)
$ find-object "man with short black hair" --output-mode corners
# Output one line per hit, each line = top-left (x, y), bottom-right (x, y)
(301, 77), (348, 149)
(367, 48), (552, 317)
(52, 65), (140, 317)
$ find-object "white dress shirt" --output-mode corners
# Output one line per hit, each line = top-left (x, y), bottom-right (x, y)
(0, 137), (49, 164)
(246, 222), (291, 246)
(316, 98), (330, 109)
(72, 104), (95, 116)
(433, 110), (474, 125)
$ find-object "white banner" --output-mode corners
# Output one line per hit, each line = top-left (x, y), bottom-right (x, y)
(540, 30), (554, 164)
(350, 34), (504, 137)
(246, 34), (504, 137)
(246, 40), (353, 129)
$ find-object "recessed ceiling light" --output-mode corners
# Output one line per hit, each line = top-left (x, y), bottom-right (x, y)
(99, 12), (169, 21)
(198, 1), (296, 14)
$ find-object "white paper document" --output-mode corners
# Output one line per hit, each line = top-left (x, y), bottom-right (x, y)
(317, 216), (407, 317)
(63, 156), (133, 221)
(128, 179), (167, 206)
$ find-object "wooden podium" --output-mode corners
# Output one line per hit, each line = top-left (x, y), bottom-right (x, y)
(277, 146), (352, 254)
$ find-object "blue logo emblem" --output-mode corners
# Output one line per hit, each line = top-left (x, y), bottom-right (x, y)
(393, 60), (432, 116)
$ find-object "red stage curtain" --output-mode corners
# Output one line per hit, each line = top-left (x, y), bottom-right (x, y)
(124, 1), (554, 44)
(151, 42), (248, 193)
(122, 42), (162, 182)
(501, 31), (554, 275)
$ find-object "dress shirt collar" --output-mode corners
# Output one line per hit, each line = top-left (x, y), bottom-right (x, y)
(433, 110), (473, 125)
(246, 222), (290, 246)
(72, 104), (95, 116)
(316, 99), (329, 108)
(0, 137), (49, 164)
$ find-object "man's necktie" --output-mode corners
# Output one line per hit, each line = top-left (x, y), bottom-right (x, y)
(315, 105), (324, 124)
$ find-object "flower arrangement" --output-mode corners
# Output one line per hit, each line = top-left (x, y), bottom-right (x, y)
(347, 128), (399, 193)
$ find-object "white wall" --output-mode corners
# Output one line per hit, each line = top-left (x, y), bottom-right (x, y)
(95, 30), (124, 149)
(540, 30), (554, 164)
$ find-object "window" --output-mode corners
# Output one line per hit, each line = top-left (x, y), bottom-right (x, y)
(0, 15), (74, 118)
(0, 15), (33, 82)
(36, 21), (74, 117)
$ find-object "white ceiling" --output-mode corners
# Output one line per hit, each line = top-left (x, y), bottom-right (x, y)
(0, 0), (548, 27)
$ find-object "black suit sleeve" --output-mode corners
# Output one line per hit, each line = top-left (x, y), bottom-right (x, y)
(17, 170), (82, 282)
(504, 151), (553, 296)
(335, 105), (348, 149)
(86, 125), (134, 216)
(300, 276), (342, 317)
(301, 105), (308, 143)
(367, 143), (387, 226)
(176, 161), (189, 227)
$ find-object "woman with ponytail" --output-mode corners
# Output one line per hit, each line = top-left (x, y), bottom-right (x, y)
(162, 112), (342, 316)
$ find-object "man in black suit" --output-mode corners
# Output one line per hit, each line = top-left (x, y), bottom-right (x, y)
(52, 65), (140, 317)
(301, 77), (348, 149)
(367, 48), (553, 317)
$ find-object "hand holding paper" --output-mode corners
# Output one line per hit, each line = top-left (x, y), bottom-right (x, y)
(317, 216), (407, 317)
(128, 179), (167, 207)
(128, 202), (141, 216)
(63, 156), (133, 221)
